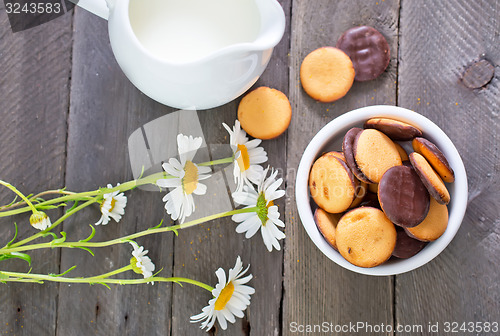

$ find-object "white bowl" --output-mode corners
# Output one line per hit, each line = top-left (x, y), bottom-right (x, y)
(295, 105), (468, 276)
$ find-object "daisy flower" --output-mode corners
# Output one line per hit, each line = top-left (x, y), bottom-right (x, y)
(222, 120), (267, 194)
(191, 256), (254, 331)
(29, 211), (51, 230)
(157, 134), (211, 223)
(129, 241), (155, 279)
(231, 167), (286, 252)
(95, 184), (127, 225)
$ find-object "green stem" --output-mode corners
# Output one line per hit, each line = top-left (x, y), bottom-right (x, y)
(9, 199), (97, 248)
(0, 180), (38, 213)
(0, 271), (214, 291)
(0, 207), (258, 254)
(198, 156), (234, 166)
(92, 265), (133, 279)
(0, 190), (76, 211)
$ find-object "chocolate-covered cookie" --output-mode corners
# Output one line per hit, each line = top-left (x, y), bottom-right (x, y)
(378, 165), (430, 227)
(392, 226), (428, 258)
(406, 197), (448, 242)
(409, 152), (450, 205)
(364, 117), (422, 141)
(336, 26), (390, 81)
(342, 127), (373, 183)
(412, 137), (454, 183)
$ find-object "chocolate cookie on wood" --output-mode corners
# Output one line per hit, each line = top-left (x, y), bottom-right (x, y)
(392, 226), (428, 258)
(364, 117), (422, 141)
(342, 127), (373, 183)
(336, 207), (396, 268)
(336, 26), (390, 81)
(378, 165), (430, 227)
(412, 137), (454, 183)
(309, 154), (358, 213)
(409, 152), (450, 205)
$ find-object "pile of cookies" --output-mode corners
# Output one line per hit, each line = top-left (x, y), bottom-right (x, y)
(309, 117), (455, 268)
(300, 26), (390, 102)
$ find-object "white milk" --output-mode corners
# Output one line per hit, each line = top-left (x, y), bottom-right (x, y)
(129, 0), (261, 63)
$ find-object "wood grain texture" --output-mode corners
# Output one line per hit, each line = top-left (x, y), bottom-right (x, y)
(170, 1), (291, 335)
(284, 0), (400, 335)
(0, 5), (73, 335)
(396, 0), (500, 334)
(56, 8), (175, 336)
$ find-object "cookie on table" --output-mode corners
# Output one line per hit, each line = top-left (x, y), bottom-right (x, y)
(364, 117), (422, 141)
(309, 154), (358, 213)
(368, 183), (379, 194)
(406, 198), (448, 242)
(392, 226), (428, 258)
(238, 87), (292, 140)
(300, 47), (355, 103)
(324, 151), (346, 162)
(336, 26), (390, 82)
(354, 129), (402, 183)
(394, 142), (409, 162)
(412, 137), (455, 183)
(342, 127), (373, 184)
(314, 208), (342, 250)
(409, 152), (450, 205)
(349, 181), (368, 208)
(336, 207), (396, 268)
(378, 165), (430, 227)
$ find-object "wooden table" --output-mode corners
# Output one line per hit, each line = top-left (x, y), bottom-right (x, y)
(0, 0), (498, 335)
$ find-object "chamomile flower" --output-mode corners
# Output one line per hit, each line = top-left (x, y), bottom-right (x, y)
(157, 134), (211, 223)
(223, 120), (267, 194)
(29, 211), (51, 230)
(231, 167), (286, 252)
(129, 241), (155, 279)
(95, 184), (127, 225)
(191, 256), (254, 331)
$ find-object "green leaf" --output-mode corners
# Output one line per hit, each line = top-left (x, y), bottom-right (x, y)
(0, 252), (32, 265)
(51, 232), (67, 246)
(171, 227), (179, 236)
(41, 232), (58, 240)
(0, 272), (9, 280)
(75, 246), (94, 256)
(79, 225), (96, 243)
(148, 219), (164, 230)
(65, 200), (79, 214)
(6, 223), (18, 247)
(49, 265), (76, 277)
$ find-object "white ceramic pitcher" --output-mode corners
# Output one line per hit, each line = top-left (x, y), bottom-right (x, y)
(74, 0), (286, 110)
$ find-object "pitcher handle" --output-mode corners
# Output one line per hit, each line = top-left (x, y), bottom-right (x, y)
(72, 0), (110, 20)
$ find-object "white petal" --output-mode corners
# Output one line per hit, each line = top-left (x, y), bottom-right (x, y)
(216, 311), (228, 330)
(215, 268), (227, 286)
(231, 212), (254, 223)
(156, 178), (182, 188)
(193, 182), (207, 195)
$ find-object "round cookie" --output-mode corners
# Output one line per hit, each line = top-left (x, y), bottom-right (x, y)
(237, 87), (292, 140)
(354, 129), (402, 183)
(364, 117), (422, 141)
(336, 26), (390, 81)
(336, 207), (396, 268)
(378, 165), (430, 227)
(324, 151), (346, 162)
(349, 181), (368, 208)
(409, 152), (451, 205)
(309, 154), (358, 213)
(359, 192), (381, 209)
(406, 198), (448, 242)
(300, 47), (355, 102)
(368, 183), (379, 194)
(314, 208), (342, 250)
(392, 226), (428, 258)
(394, 142), (409, 162)
(461, 59), (495, 89)
(412, 137), (454, 183)
(342, 127), (373, 183)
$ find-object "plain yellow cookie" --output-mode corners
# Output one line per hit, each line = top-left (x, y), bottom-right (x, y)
(300, 47), (355, 102)
(238, 87), (292, 140)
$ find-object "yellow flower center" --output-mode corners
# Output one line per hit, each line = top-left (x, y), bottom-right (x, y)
(100, 198), (117, 213)
(130, 257), (142, 274)
(236, 144), (250, 172)
(214, 281), (234, 311)
(182, 161), (199, 195)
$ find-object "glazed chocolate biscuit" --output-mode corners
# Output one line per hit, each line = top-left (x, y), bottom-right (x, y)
(336, 26), (390, 81)
(410, 152), (450, 205)
(378, 165), (430, 227)
(364, 117), (422, 141)
(406, 197), (449, 242)
(412, 137), (454, 183)
(392, 226), (428, 258)
(342, 127), (373, 184)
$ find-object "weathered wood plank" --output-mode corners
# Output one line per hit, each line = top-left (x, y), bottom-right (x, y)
(0, 6), (73, 335)
(170, 1), (291, 335)
(56, 8), (175, 336)
(396, 1), (500, 334)
(284, 0), (400, 334)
